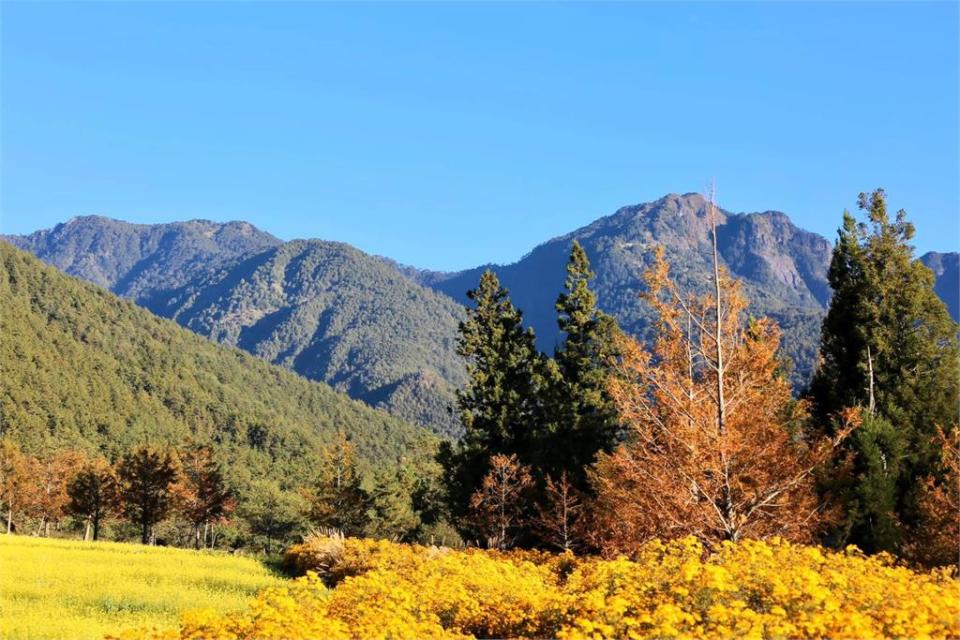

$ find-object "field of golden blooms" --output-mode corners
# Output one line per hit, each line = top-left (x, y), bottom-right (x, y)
(0, 535), (282, 640)
(113, 534), (959, 640)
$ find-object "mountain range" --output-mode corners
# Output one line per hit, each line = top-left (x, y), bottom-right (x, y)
(7, 193), (957, 435)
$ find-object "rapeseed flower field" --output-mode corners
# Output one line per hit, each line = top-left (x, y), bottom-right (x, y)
(111, 534), (960, 640)
(0, 535), (282, 639)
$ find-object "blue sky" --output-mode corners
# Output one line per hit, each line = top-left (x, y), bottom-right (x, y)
(2, 2), (957, 270)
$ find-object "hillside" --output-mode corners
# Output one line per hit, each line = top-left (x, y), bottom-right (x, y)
(0, 241), (436, 480)
(7, 220), (467, 437)
(147, 239), (467, 436)
(427, 193), (834, 386)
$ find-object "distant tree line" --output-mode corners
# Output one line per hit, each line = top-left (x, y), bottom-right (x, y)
(440, 189), (958, 566)
(0, 433), (454, 553)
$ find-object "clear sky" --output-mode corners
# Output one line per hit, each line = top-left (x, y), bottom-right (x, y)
(2, 2), (957, 270)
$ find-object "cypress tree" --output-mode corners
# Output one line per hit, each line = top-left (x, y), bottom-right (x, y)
(545, 241), (621, 486)
(440, 270), (543, 523)
(811, 189), (959, 552)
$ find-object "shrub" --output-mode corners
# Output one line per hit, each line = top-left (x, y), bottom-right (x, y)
(122, 535), (960, 639)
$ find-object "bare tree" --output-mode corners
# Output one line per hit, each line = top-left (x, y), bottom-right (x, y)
(590, 199), (857, 551)
(469, 454), (533, 550)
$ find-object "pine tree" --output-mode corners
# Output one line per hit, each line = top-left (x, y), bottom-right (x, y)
(810, 189), (959, 552)
(66, 458), (119, 541)
(441, 270), (544, 523)
(117, 446), (179, 544)
(545, 241), (621, 486)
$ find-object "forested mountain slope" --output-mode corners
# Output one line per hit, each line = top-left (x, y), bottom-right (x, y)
(0, 242), (436, 481)
(7, 220), (467, 436)
(151, 240), (467, 436)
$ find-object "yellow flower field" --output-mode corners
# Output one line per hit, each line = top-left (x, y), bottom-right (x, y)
(114, 534), (960, 640)
(0, 535), (282, 640)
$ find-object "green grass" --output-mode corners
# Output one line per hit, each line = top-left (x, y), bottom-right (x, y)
(0, 535), (283, 639)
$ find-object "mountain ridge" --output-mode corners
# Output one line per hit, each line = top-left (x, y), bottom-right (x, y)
(8, 193), (956, 426)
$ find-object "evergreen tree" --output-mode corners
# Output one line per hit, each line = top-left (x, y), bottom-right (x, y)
(66, 458), (119, 541)
(811, 189), (959, 552)
(838, 414), (906, 552)
(117, 446), (179, 544)
(440, 270), (543, 523)
(367, 465), (420, 541)
(545, 241), (621, 486)
(239, 479), (305, 554)
(306, 431), (372, 536)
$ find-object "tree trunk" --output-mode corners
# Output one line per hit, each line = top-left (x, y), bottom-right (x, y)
(6, 508), (12, 534)
(83, 519), (91, 542)
(709, 198), (726, 434)
(93, 516), (101, 541)
(141, 522), (150, 545)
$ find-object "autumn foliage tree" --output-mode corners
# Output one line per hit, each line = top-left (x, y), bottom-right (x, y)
(469, 453), (533, 549)
(172, 447), (233, 549)
(904, 428), (960, 567)
(534, 471), (585, 552)
(591, 200), (856, 552)
(0, 440), (33, 534)
(30, 450), (86, 536)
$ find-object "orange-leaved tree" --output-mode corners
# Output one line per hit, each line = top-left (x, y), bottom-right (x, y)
(591, 197), (857, 552)
(469, 453), (533, 550)
(30, 450), (86, 537)
(905, 427), (959, 567)
(173, 446), (234, 549)
(0, 440), (36, 534)
(534, 471), (586, 552)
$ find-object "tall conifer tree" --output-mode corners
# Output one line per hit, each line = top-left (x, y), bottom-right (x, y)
(545, 241), (621, 486)
(811, 189), (959, 552)
(440, 270), (543, 522)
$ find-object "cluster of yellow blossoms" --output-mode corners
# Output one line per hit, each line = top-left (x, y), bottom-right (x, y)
(112, 535), (959, 640)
